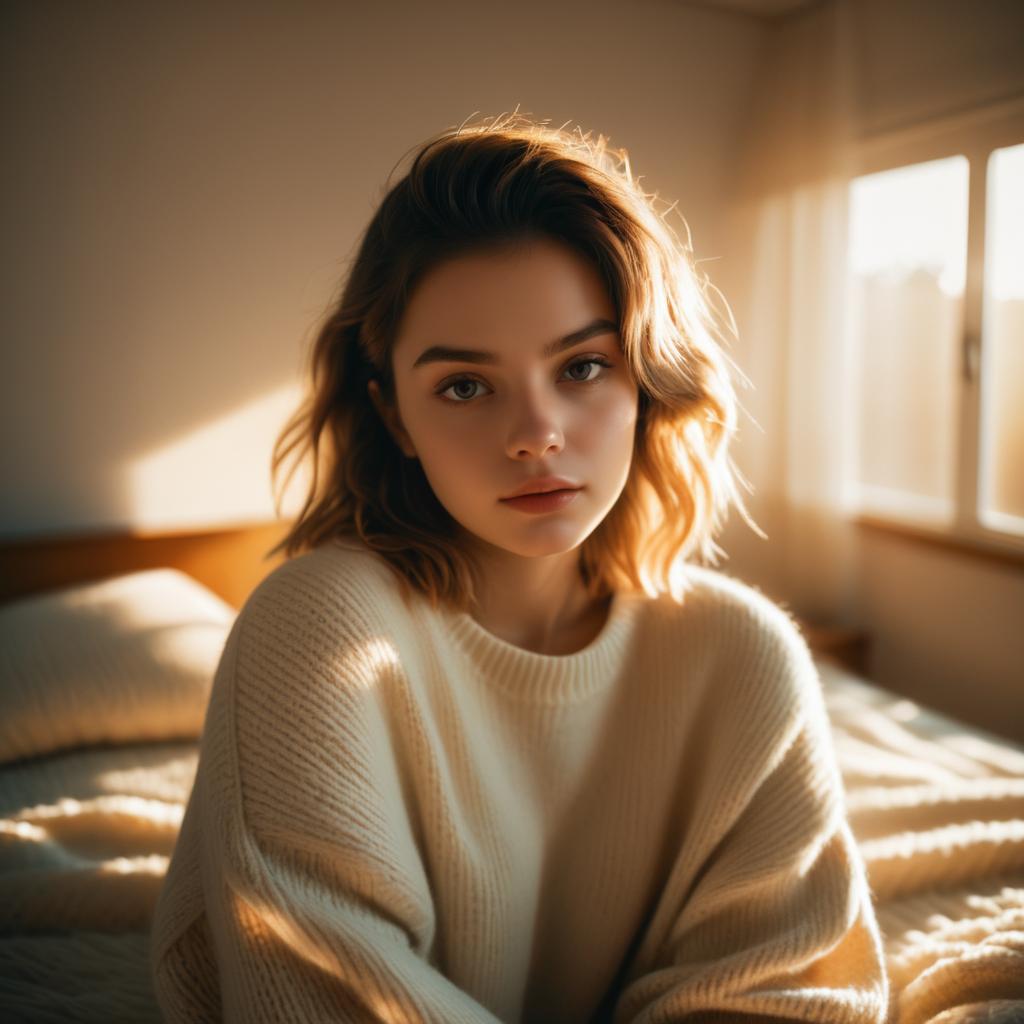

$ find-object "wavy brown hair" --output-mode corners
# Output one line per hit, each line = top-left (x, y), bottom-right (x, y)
(268, 110), (760, 613)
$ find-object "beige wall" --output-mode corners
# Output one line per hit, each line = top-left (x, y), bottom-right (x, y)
(3, 0), (1021, 738)
(848, 0), (1024, 744)
(0, 0), (762, 536)
(717, 0), (1024, 743)
(855, 531), (1024, 743)
(855, 0), (1024, 136)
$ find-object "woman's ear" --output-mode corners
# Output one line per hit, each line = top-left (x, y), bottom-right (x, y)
(367, 379), (418, 459)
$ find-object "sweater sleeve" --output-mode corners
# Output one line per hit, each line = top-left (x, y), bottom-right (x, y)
(151, 565), (504, 1024)
(612, 606), (890, 1024)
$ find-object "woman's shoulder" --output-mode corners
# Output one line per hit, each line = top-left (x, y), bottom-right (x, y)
(646, 564), (818, 704)
(652, 565), (806, 647)
(250, 535), (397, 602)
(235, 537), (408, 656)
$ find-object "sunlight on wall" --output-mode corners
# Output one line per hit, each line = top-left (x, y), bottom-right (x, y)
(127, 384), (308, 530)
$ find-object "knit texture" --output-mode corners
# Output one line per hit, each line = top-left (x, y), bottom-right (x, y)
(149, 538), (889, 1023)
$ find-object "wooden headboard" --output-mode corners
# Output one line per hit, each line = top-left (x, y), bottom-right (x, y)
(0, 520), (291, 610)
(0, 520), (871, 674)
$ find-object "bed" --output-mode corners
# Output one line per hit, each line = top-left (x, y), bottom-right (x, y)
(0, 524), (1021, 1024)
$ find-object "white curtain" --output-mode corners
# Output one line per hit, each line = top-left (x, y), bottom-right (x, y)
(716, 0), (861, 623)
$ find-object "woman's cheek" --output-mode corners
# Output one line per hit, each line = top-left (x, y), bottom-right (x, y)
(589, 386), (639, 438)
(422, 414), (493, 468)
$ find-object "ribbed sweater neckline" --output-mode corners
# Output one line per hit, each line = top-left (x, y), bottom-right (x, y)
(444, 589), (639, 705)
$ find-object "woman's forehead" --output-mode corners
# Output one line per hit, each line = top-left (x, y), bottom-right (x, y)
(394, 240), (616, 364)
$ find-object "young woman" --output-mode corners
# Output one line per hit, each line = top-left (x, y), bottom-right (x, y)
(151, 112), (889, 1022)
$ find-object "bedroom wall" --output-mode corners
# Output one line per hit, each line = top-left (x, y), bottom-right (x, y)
(853, 0), (1024, 137)
(0, 0), (763, 537)
(3, 1), (1021, 740)
(840, 0), (1024, 744)
(717, 0), (1024, 744)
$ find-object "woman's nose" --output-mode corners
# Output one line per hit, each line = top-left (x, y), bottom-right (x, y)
(504, 399), (565, 460)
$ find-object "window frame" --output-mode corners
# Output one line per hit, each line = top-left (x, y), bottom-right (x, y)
(850, 94), (1024, 565)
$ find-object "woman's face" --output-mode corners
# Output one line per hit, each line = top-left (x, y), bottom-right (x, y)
(372, 235), (640, 561)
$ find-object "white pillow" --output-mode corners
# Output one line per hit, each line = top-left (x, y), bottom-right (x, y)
(0, 568), (236, 765)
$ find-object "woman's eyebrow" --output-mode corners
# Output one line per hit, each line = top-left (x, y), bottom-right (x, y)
(411, 317), (618, 368)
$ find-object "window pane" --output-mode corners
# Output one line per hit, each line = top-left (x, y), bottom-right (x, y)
(980, 142), (1024, 531)
(848, 156), (968, 524)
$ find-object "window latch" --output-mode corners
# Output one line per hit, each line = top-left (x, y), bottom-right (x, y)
(961, 331), (980, 384)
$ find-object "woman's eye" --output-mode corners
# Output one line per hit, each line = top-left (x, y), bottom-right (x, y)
(563, 358), (609, 383)
(446, 379), (485, 402)
(436, 357), (612, 404)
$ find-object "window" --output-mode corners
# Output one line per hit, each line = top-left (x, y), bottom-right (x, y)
(980, 142), (1024, 531)
(846, 98), (1024, 559)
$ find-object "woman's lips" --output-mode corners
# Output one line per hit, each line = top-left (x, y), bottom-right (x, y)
(499, 488), (581, 514)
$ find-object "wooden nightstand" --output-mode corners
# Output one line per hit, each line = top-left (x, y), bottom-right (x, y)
(794, 619), (871, 676)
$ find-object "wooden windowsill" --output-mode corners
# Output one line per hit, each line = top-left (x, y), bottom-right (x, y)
(855, 514), (1024, 572)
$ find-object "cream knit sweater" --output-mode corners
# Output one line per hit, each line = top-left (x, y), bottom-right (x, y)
(150, 539), (889, 1023)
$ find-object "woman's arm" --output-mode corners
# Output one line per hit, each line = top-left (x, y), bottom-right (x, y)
(196, 812), (504, 1024)
(611, 607), (889, 1024)
(152, 574), (504, 1024)
(613, 722), (889, 1023)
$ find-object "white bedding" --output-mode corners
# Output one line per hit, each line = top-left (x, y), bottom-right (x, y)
(820, 664), (1024, 1023)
